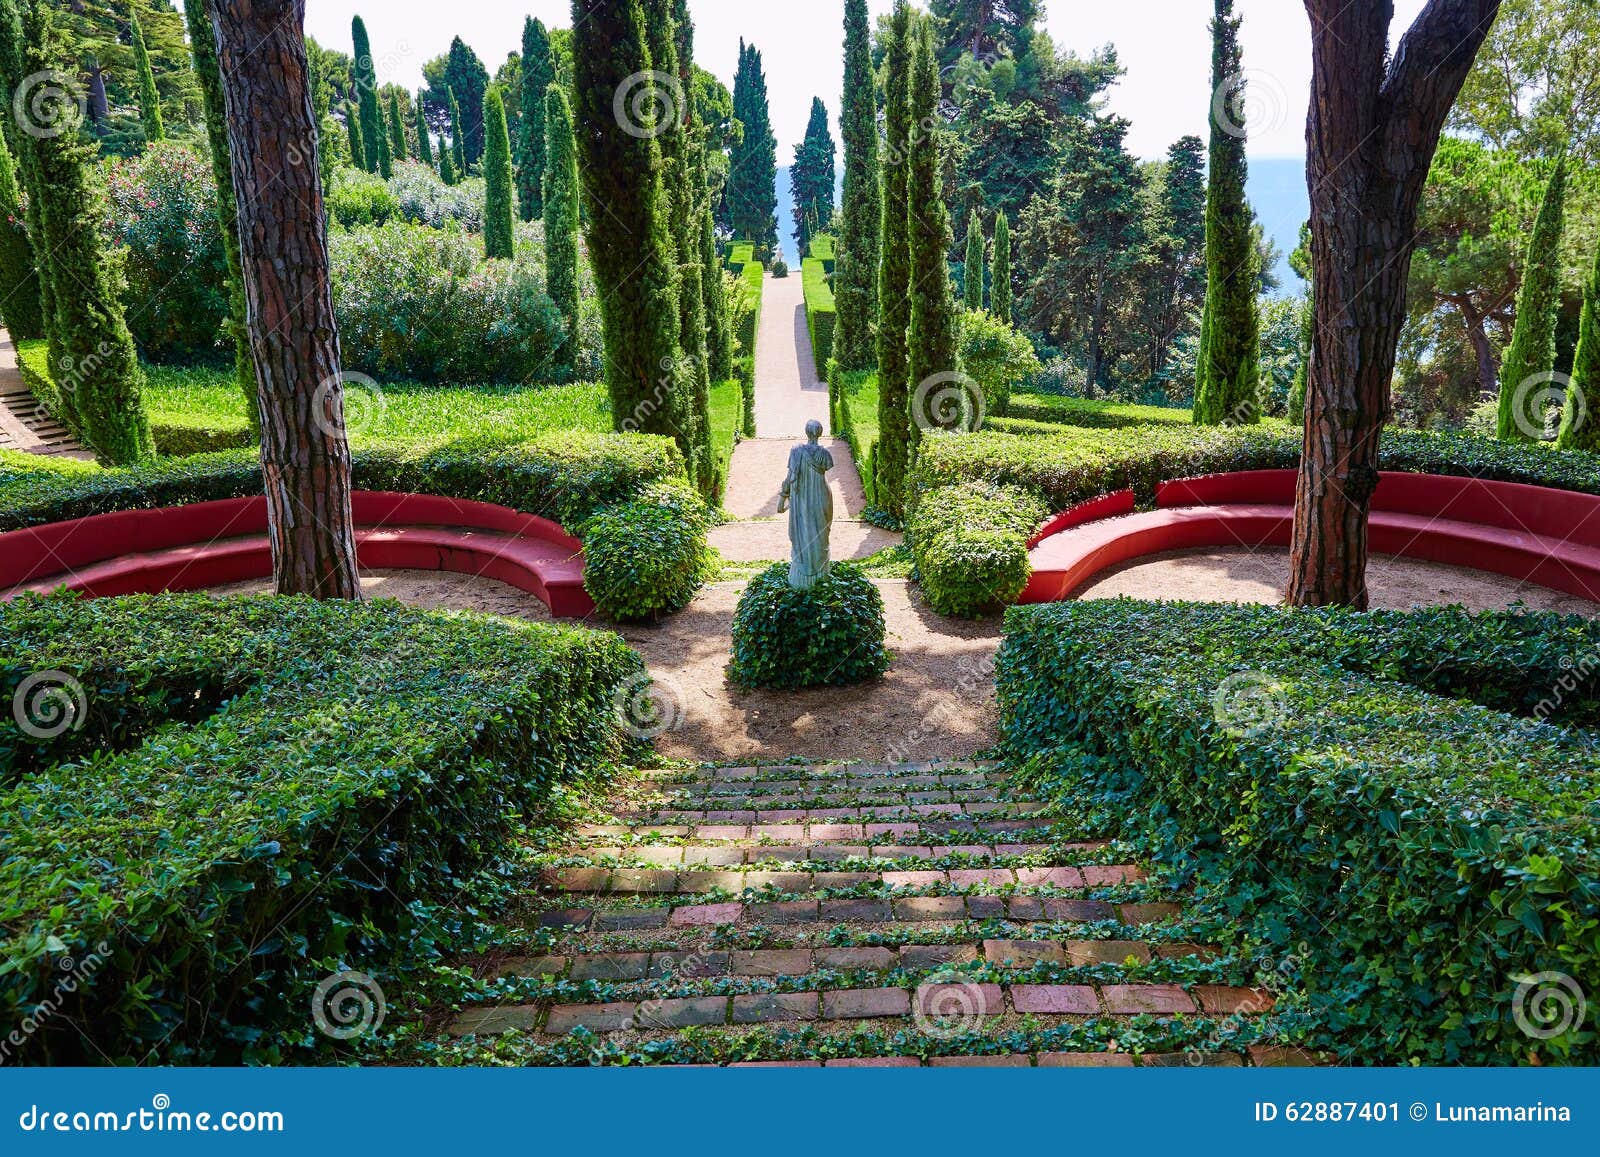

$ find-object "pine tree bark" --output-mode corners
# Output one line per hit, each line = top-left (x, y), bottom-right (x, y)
(1288, 0), (1501, 607)
(207, 0), (361, 600)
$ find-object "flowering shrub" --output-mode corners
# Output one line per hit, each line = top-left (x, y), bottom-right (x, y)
(387, 161), (484, 231)
(103, 141), (229, 364)
(329, 221), (567, 384)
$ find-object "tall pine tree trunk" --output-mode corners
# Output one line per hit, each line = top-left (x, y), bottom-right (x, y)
(207, 0), (361, 600)
(1289, 0), (1500, 607)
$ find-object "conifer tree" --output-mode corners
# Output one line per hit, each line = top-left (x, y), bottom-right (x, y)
(182, 0), (256, 430)
(571, 0), (690, 464)
(387, 89), (407, 161)
(439, 138), (457, 184)
(130, 8), (163, 143)
(790, 97), (836, 253)
(1558, 238), (1600, 452)
(414, 92), (433, 164)
(0, 130), (43, 339)
(964, 209), (984, 310)
(518, 17), (553, 220)
(728, 41), (778, 258)
(1192, 0), (1260, 426)
(907, 17), (963, 439)
(373, 104), (393, 178)
(990, 210), (1011, 325)
(1498, 158), (1567, 441)
(833, 0), (882, 370)
(448, 87), (466, 175)
(0, 0), (48, 342)
(23, 2), (151, 463)
(544, 84), (581, 378)
(351, 15), (383, 174)
(346, 102), (366, 171)
(874, 1), (915, 518)
(674, 0), (732, 386)
(482, 87), (515, 260)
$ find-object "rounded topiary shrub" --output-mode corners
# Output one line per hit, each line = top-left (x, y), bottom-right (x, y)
(728, 562), (890, 690)
(580, 481), (710, 622)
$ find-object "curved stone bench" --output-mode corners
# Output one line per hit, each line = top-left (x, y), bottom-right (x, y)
(1022, 469), (1600, 604)
(0, 491), (594, 618)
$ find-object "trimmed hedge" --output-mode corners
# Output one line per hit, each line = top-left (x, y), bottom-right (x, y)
(802, 256), (836, 376)
(0, 434), (706, 621)
(733, 260), (764, 435)
(829, 367), (879, 508)
(998, 600), (1600, 1064)
(808, 232), (836, 273)
(1004, 394), (1218, 431)
(0, 592), (645, 1062)
(907, 481), (1047, 617)
(728, 562), (890, 689)
(726, 241), (756, 274)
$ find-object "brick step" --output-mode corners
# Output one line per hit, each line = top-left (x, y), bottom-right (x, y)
(493, 936), (1219, 982)
(640, 761), (1003, 783)
(528, 896), (1184, 931)
(453, 980), (1275, 1037)
(631, 786), (1025, 809)
(542, 863), (1147, 895)
(641, 773), (1015, 797)
(611, 801), (1052, 824)
(575, 820), (1085, 842)
(550, 843), (1069, 865)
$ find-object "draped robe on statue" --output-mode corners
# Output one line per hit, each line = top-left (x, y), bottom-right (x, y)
(779, 439), (834, 590)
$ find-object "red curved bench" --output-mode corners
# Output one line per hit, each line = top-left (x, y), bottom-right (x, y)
(0, 492), (594, 618)
(1022, 470), (1600, 604)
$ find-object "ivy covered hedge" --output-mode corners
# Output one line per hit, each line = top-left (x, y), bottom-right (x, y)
(907, 425), (1600, 615)
(0, 592), (645, 1063)
(801, 256), (836, 372)
(906, 481), (1046, 617)
(0, 433), (707, 621)
(997, 600), (1600, 1064)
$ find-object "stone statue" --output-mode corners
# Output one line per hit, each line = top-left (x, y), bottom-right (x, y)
(777, 420), (834, 590)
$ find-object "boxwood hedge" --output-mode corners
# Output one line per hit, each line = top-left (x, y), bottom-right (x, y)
(728, 562), (890, 689)
(906, 481), (1047, 617)
(0, 592), (646, 1063)
(908, 425), (1600, 616)
(998, 599), (1600, 1064)
(0, 434), (707, 622)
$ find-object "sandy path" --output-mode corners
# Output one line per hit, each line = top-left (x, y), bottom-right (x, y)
(751, 273), (827, 436)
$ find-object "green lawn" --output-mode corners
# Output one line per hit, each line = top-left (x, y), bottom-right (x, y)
(1005, 391), (1291, 431)
(708, 377), (742, 491)
(832, 368), (880, 506)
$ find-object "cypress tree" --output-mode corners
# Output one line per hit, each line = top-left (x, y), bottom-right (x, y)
(351, 16), (383, 174)
(181, 0), (256, 431)
(1499, 157), (1568, 441)
(130, 8), (163, 143)
(346, 103), (366, 171)
(0, 0), (48, 343)
(387, 90), (407, 161)
(644, 0), (712, 493)
(571, 0), (690, 465)
(874, 1), (915, 518)
(728, 41), (779, 259)
(674, 0), (732, 386)
(1558, 238), (1600, 452)
(482, 87), (515, 260)
(439, 138), (458, 184)
(544, 84), (581, 378)
(373, 105), (393, 178)
(990, 211), (1011, 326)
(414, 92), (433, 165)
(964, 209), (984, 310)
(907, 17), (963, 439)
(448, 87), (467, 176)
(0, 130), (43, 339)
(24, 3), (152, 464)
(790, 97), (836, 253)
(833, 0), (882, 370)
(518, 17), (553, 220)
(1192, 0), (1261, 426)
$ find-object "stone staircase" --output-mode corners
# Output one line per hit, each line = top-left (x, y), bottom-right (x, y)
(449, 760), (1318, 1067)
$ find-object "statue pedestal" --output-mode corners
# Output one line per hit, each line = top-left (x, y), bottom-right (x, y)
(727, 562), (891, 690)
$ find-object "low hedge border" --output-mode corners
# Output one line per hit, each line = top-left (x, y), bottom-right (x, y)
(997, 600), (1600, 1064)
(906, 481), (1047, 617)
(802, 257), (836, 375)
(0, 433), (708, 622)
(908, 425), (1600, 616)
(734, 260), (763, 436)
(829, 366), (879, 509)
(0, 592), (646, 1062)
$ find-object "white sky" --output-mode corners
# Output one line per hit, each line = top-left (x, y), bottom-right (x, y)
(291, 0), (1431, 160)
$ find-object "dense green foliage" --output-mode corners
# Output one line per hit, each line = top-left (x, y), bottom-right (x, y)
(429, 37), (491, 166)
(581, 480), (712, 620)
(1193, 0), (1260, 426)
(958, 308), (1041, 420)
(1498, 158), (1568, 441)
(386, 90), (408, 162)
(352, 16), (384, 175)
(728, 41), (779, 259)
(544, 86), (581, 380)
(874, 2), (915, 519)
(518, 17), (553, 220)
(447, 87), (467, 177)
(908, 480), (1046, 616)
(831, 0), (881, 370)
(802, 256), (836, 372)
(989, 210), (1011, 326)
(481, 88), (516, 260)
(0, 593), (643, 1063)
(414, 91), (434, 164)
(999, 600), (1600, 1063)
(0, 129), (42, 339)
(790, 97), (836, 252)
(964, 210), (985, 310)
(1558, 239), (1600, 450)
(728, 563), (890, 689)
(129, 10), (163, 143)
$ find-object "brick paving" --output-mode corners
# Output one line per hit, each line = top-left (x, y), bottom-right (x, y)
(446, 759), (1314, 1066)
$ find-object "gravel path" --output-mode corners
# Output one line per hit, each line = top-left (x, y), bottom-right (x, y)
(751, 273), (828, 436)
